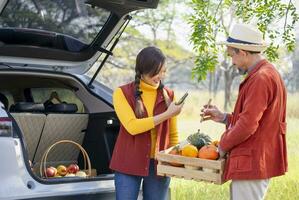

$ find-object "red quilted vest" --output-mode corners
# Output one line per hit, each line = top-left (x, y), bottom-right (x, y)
(110, 82), (174, 176)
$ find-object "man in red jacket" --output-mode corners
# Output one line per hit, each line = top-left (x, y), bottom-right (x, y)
(201, 24), (287, 200)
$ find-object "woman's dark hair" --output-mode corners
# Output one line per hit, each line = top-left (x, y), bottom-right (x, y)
(134, 46), (171, 118)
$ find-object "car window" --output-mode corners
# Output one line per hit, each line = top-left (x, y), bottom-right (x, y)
(31, 88), (84, 113)
(0, 0), (110, 46)
(86, 57), (135, 90)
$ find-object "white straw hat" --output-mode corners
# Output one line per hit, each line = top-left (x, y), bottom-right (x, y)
(218, 24), (268, 52)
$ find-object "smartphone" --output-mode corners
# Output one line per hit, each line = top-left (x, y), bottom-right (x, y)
(175, 92), (188, 105)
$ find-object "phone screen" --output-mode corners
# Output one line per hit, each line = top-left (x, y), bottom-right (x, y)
(175, 92), (188, 105)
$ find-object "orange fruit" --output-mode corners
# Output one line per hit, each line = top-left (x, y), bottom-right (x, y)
(168, 147), (183, 167)
(198, 145), (219, 160)
(181, 144), (198, 158)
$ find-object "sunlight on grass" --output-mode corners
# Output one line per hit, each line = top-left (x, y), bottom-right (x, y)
(170, 179), (230, 200)
(170, 91), (299, 200)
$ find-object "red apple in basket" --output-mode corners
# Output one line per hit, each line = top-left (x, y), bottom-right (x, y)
(45, 166), (57, 177)
(56, 165), (67, 176)
(67, 164), (80, 174)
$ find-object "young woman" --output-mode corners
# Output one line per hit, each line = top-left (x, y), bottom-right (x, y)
(110, 46), (184, 200)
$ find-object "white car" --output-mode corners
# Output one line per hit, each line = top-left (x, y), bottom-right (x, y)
(0, 0), (159, 199)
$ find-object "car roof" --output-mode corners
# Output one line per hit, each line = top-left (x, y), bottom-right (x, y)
(0, 0), (159, 74)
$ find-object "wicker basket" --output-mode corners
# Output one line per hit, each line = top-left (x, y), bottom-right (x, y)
(39, 140), (91, 178)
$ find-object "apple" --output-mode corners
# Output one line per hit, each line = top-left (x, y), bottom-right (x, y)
(75, 171), (87, 177)
(65, 173), (75, 177)
(56, 165), (67, 176)
(67, 164), (80, 174)
(45, 166), (57, 177)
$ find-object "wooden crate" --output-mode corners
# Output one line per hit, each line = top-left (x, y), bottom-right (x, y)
(156, 147), (226, 185)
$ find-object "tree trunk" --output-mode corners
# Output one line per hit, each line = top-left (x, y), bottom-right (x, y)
(213, 69), (222, 97)
(224, 70), (232, 111)
(166, 2), (175, 48)
(292, 42), (299, 92)
(209, 71), (213, 94)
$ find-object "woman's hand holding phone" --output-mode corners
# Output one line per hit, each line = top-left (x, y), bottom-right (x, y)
(153, 93), (186, 126)
(167, 101), (183, 117)
(175, 92), (188, 105)
(165, 92), (188, 117)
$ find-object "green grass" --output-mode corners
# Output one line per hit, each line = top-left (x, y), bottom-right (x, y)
(169, 91), (299, 200)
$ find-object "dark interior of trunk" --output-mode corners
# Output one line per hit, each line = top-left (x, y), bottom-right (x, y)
(79, 112), (119, 175)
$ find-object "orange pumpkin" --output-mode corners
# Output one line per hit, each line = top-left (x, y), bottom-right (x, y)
(198, 145), (219, 160)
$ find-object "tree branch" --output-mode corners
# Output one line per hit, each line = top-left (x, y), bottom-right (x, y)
(283, 0), (292, 32)
(214, 0), (223, 20)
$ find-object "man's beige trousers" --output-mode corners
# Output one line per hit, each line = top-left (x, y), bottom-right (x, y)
(230, 179), (270, 200)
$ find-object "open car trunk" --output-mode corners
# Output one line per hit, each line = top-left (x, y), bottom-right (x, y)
(0, 70), (119, 182)
(0, 1), (161, 199)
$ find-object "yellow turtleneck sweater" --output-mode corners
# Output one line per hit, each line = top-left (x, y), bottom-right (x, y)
(113, 80), (179, 158)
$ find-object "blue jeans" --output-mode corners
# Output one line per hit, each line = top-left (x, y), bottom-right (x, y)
(114, 160), (170, 200)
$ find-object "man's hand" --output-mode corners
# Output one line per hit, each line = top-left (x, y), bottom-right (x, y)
(200, 104), (225, 123)
(218, 145), (227, 159)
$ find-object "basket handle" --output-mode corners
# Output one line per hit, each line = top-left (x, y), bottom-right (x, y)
(39, 140), (92, 178)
